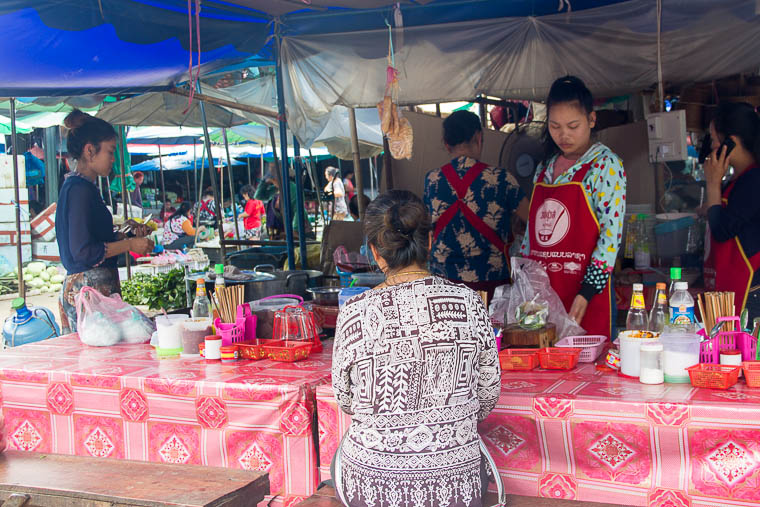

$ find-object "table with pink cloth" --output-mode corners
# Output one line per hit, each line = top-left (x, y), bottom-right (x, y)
(0, 335), (333, 507)
(317, 363), (760, 507)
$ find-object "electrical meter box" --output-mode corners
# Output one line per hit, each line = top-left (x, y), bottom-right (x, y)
(647, 110), (687, 163)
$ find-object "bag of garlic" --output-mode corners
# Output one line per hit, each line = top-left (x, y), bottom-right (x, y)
(75, 286), (156, 346)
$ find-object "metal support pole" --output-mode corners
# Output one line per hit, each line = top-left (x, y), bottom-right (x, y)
(118, 126), (131, 279)
(348, 108), (366, 219)
(158, 144), (167, 218)
(247, 158), (252, 186)
(195, 80), (227, 261)
(274, 31), (296, 268)
(383, 137), (393, 191)
(222, 129), (241, 242)
(193, 143), (207, 244)
(9, 98), (24, 296)
(293, 139), (308, 269)
(306, 150), (326, 235)
(193, 142), (198, 202)
(43, 127), (59, 206)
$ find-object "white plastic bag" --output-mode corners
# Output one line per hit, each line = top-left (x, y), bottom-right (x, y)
(75, 286), (155, 346)
(490, 257), (585, 339)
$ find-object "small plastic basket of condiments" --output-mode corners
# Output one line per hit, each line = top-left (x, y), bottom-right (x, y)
(537, 347), (582, 370)
(686, 363), (741, 389)
(499, 349), (540, 371)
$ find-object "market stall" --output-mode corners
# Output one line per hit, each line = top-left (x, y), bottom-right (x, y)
(316, 364), (760, 507)
(0, 334), (331, 507)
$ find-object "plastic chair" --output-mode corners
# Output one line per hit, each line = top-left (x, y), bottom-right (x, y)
(331, 433), (506, 506)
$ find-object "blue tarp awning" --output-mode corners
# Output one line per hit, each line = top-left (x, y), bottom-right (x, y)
(131, 155), (244, 172)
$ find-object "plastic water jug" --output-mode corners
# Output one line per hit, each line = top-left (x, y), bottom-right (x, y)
(2, 298), (60, 347)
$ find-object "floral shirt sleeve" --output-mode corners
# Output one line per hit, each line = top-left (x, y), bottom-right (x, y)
(520, 144), (626, 296)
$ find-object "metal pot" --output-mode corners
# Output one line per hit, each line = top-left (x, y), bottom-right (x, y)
(307, 286), (342, 306)
(186, 271), (307, 303)
(253, 264), (319, 296)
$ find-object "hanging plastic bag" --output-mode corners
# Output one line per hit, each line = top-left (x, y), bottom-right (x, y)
(75, 286), (155, 346)
(490, 257), (585, 339)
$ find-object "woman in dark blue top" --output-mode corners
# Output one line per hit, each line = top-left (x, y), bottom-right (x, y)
(56, 110), (154, 333)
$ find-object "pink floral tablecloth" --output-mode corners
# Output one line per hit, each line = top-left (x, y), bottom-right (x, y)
(0, 335), (333, 507)
(317, 364), (760, 507)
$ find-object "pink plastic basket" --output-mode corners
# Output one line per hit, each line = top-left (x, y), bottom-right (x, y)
(214, 304), (256, 347)
(699, 316), (757, 364)
(554, 335), (607, 363)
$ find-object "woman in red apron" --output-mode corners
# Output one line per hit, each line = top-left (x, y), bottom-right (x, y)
(520, 77), (627, 339)
(424, 110), (529, 302)
(703, 102), (760, 321)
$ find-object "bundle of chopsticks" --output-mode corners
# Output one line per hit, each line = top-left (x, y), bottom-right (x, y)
(698, 291), (736, 333)
(212, 285), (244, 323)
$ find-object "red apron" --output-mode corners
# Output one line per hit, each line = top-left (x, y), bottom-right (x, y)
(704, 166), (760, 313)
(526, 161), (612, 338)
(432, 161), (510, 262)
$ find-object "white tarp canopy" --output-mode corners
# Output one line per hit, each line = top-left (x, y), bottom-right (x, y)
(282, 0), (760, 143)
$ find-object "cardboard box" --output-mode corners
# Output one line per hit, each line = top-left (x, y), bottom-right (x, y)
(0, 221), (31, 246)
(0, 244), (32, 266)
(31, 202), (56, 241)
(0, 155), (26, 189)
(31, 241), (60, 262)
(0, 188), (29, 223)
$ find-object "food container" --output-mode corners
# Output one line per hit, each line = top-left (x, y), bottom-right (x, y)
(261, 340), (311, 362)
(639, 341), (664, 384)
(661, 332), (701, 383)
(498, 349), (539, 371)
(350, 272), (386, 287)
(605, 348), (621, 370)
(220, 345), (239, 363)
(537, 347), (582, 370)
(742, 361), (760, 388)
(250, 295), (303, 340)
(198, 342), (205, 357)
(238, 340), (267, 360)
(205, 335), (222, 360)
(180, 318), (212, 356)
(306, 286), (341, 306)
(155, 314), (189, 354)
(617, 330), (660, 378)
(554, 335), (607, 363)
(720, 349), (743, 377)
(686, 363), (740, 389)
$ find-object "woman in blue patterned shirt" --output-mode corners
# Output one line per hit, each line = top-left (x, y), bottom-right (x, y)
(424, 110), (529, 301)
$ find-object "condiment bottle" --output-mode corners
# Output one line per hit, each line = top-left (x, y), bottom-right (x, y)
(669, 282), (695, 325)
(649, 283), (668, 332)
(626, 283), (649, 331)
(720, 349), (742, 377)
(192, 279), (210, 318)
(214, 264), (226, 291)
(668, 267), (682, 298)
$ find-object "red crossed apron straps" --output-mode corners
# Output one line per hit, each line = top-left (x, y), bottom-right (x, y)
(200, 200), (216, 217)
(432, 162), (509, 255)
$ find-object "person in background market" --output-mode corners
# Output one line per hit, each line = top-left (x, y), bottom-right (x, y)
(324, 166), (349, 221)
(348, 193), (370, 221)
(425, 109), (529, 302)
(520, 76), (626, 338)
(239, 184), (266, 239)
(703, 102), (760, 321)
(332, 190), (500, 507)
(129, 171), (144, 208)
(56, 110), (154, 334)
(255, 163), (311, 238)
(343, 171), (356, 201)
(198, 189), (216, 225)
(162, 202), (205, 250)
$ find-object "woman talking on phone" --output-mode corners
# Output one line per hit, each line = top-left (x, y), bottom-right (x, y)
(520, 76), (626, 338)
(703, 102), (760, 320)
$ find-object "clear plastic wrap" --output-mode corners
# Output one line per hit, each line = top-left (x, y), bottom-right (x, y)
(75, 286), (155, 346)
(489, 257), (585, 339)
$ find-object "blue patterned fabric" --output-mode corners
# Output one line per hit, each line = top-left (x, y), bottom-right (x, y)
(424, 156), (525, 283)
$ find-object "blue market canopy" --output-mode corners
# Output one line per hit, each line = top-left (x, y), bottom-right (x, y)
(131, 154), (245, 172)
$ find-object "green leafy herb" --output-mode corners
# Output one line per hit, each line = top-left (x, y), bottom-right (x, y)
(122, 268), (186, 310)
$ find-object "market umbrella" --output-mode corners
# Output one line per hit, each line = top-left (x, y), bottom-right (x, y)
(131, 154), (244, 172)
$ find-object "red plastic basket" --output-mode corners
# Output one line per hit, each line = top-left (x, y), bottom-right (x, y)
(686, 363), (740, 389)
(238, 340), (269, 360)
(554, 335), (607, 363)
(537, 347), (582, 370)
(743, 361), (760, 388)
(261, 340), (312, 362)
(499, 349), (539, 371)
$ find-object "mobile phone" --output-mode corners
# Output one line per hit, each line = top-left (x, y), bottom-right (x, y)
(719, 137), (736, 158)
